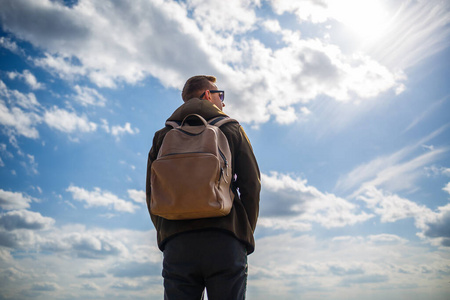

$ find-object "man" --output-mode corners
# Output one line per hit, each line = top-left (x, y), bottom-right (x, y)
(146, 75), (261, 300)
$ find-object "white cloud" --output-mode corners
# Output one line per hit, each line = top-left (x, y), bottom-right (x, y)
(0, 78), (40, 110)
(0, 100), (40, 139)
(0, 81), (41, 139)
(66, 185), (139, 213)
(0, 189), (33, 210)
(358, 186), (432, 223)
(268, 0), (331, 23)
(358, 147), (447, 193)
(127, 189), (145, 205)
(34, 53), (88, 82)
(0, 36), (25, 56)
(101, 120), (140, 140)
(1, 76), (135, 142)
(262, 19), (281, 33)
(425, 165), (450, 177)
(267, 0), (450, 70)
(23, 154), (38, 175)
(58, 231), (126, 259)
(73, 85), (107, 106)
(443, 182), (450, 195)
(0, 225), (162, 298)
(0, 210), (55, 231)
(356, 186), (450, 247)
(111, 122), (139, 137)
(0, 80), (106, 141)
(422, 203), (450, 247)
(43, 106), (97, 133)
(249, 232), (450, 300)
(7, 69), (44, 90)
(260, 172), (373, 229)
(337, 127), (449, 194)
(187, 0), (259, 34)
(0, 0), (421, 125)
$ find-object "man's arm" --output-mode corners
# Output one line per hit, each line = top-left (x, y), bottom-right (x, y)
(234, 126), (261, 232)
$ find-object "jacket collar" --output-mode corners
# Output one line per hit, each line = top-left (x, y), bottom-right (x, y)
(167, 98), (228, 122)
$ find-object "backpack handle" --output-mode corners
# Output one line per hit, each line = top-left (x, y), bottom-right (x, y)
(180, 114), (208, 128)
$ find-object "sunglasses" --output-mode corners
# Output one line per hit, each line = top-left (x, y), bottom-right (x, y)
(200, 90), (225, 102)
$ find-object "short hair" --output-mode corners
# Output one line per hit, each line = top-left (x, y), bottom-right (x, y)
(181, 75), (217, 102)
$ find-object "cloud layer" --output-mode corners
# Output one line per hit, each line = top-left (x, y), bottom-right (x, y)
(4, 0), (445, 125)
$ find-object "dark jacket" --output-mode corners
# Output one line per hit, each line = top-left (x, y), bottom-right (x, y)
(146, 98), (261, 254)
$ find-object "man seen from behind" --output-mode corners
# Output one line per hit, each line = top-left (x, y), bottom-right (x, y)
(146, 75), (261, 300)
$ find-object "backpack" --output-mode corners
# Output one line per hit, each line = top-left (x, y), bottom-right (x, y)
(150, 113), (238, 220)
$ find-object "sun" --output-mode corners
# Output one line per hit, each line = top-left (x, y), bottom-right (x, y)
(331, 0), (390, 41)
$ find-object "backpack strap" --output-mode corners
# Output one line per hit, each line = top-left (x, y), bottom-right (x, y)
(166, 116), (238, 129)
(208, 116), (239, 127)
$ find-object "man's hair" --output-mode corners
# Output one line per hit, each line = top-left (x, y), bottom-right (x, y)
(182, 75), (217, 102)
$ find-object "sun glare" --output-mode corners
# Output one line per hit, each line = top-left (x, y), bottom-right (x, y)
(332, 0), (390, 41)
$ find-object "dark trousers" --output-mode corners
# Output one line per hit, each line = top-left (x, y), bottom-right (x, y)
(162, 230), (248, 300)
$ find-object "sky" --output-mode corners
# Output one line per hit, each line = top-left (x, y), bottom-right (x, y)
(0, 0), (449, 299)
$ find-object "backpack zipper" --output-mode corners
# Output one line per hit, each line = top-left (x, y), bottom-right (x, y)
(218, 148), (228, 176)
(218, 148), (228, 188)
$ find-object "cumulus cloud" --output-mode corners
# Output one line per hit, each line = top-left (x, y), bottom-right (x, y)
(0, 79), (40, 111)
(0, 99), (41, 139)
(0, 228), (37, 248)
(28, 226), (130, 260)
(443, 182), (450, 195)
(111, 123), (139, 137)
(66, 185), (139, 213)
(249, 232), (449, 299)
(0, 0), (432, 125)
(0, 210), (55, 231)
(187, 0), (259, 34)
(0, 227), (161, 298)
(0, 81), (41, 139)
(61, 232), (125, 259)
(1, 77), (139, 145)
(7, 69), (44, 90)
(0, 79), (138, 142)
(0, 36), (25, 55)
(127, 189), (145, 204)
(0, 79), (107, 141)
(0, 189), (33, 210)
(43, 106), (97, 133)
(357, 186), (450, 247)
(260, 172), (373, 229)
(100, 119), (139, 139)
(357, 186), (431, 223)
(73, 85), (107, 106)
(423, 204), (450, 247)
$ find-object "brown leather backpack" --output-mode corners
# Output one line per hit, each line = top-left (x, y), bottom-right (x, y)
(150, 114), (237, 220)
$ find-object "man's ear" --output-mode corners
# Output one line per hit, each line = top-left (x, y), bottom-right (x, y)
(204, 90), (212, 101)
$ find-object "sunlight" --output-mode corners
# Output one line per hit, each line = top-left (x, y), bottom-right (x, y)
(332, 0), (390, 40)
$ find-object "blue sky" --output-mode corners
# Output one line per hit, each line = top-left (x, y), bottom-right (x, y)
(0, 0), (449, 299)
